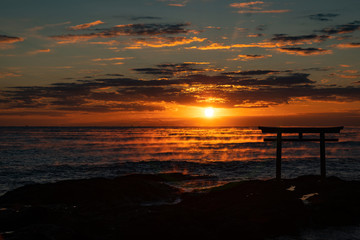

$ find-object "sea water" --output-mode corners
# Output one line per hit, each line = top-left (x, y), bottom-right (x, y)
(0, 126), (359, 195)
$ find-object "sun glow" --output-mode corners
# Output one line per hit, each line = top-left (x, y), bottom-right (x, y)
(204, 107), (214, 118)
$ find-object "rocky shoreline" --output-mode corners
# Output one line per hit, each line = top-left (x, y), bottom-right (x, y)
(1, 173), (360, 240)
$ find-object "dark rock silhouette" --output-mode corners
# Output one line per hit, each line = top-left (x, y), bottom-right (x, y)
(1, 173), (360, 240)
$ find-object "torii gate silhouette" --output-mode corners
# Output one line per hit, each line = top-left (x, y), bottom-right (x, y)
(258, 126), (344, 180)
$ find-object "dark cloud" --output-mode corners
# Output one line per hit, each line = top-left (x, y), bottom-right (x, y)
(231, 54), (272, 61)
(271, 34), (330, 44)
(50, 23), (194, 43)
(56, 103), (164, 112)
(299, 67), (332, 72)
(269, 21), (359, 50)
(278, 47), (332, 56)
(0, 111), (65, 116)
(256, 25), (267, 31)
(190, 84), (360, 108)
(0, 34), (24, 44)
(1, 63), (360, 111)
(224, 85), (360, 108)
(131, 16), (163, 21)
(101, 23), (192, 35)
(205, 73), (313, 88)
(223, 70), (282, 76)
(240, 73), (315, 86)
(0, 78), (171, 112)
(309, 13), (339, 21)
(105, 73), (124, 77)
(319, 20), (360, 35)
(132, 63), (202, 76)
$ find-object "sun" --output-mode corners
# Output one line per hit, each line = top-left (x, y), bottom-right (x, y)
(204, 107), (214, 118)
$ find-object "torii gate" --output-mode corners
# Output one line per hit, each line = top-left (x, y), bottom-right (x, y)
(258, 126), (344, 180)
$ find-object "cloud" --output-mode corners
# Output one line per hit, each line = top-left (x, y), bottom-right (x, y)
(28, 21), (72, 32)
(336, 74), (360, 79)
(223, 70), (282, 76)
(186, 42), (232, 50)
(230, 1), (264, 9)
(110, 23), (193, 35)
(333, 42), (360, 48)
(271, 34), (330, 45)
(309, 13), (339, 21)
(0, 35), (24, 48)
(230, 1), (290, 14)
(183, 62), (210, 65)
(235, 73), (315, 86)
(88, 40), (119, 45)
(298, 67), (333, 72)
(256, 25), (267, 31)
(205, 26), (222, 30)
(247, 33), (264, 37)
(188, 40), (296, 51)
(227, 86), (360, 108)
(330, 71), (360, 79)
(0, 77), (196, 111)
(92, 57), (128, 61)
(50, 23), (194, 44)
(0, 110), (66, 117)
(229, 54), (272, 61)
(27, 49), (51, 55)
(132, 62), (215, 76)
(0, 35), (24, 44)
(52, 66), (73, 69)
(1, 63), (360, 112)
(91, 57), (131, 65)
(50, 34), (99, 44)
(131, 16), (162, 21)
(233, 42), (282, 48)
(187, 41), (284, 50)
(105, 74), (124, 77)
(277, 47), (332, 56)
(124, 36), (205, 49)
(69, 20), (105, 30)
(235, 27), (248, 32)
(0, 72), (22, 79)
(168, 3), (187, 7)
(55, 103), (165, 112)
(319, 21), (360, 35)
(159, 0), (189, 7)
(236, 10), (290, 14)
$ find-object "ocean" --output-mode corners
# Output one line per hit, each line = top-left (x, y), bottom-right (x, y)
(0, 126), (359, 195)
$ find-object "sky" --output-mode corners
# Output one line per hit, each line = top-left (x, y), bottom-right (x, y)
(0, 0), (360, 126)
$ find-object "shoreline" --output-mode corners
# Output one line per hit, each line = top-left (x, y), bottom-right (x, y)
(1, 173), (360, 239)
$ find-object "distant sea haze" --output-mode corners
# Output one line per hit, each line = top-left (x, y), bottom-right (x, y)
(0, 126), (359, 195)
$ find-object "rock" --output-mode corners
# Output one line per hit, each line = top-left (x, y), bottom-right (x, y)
(0, 174), (181, 207)
(3, 224), (82, 240)
(1, 174), (360, 240)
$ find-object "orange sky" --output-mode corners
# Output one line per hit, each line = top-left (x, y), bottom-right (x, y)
(1, 0), (360, 126)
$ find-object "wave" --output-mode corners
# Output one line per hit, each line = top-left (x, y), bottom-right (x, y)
(0, 126), (359, 195)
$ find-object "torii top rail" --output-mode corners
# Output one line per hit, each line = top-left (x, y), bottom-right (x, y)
(258, 126), (344, 180)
